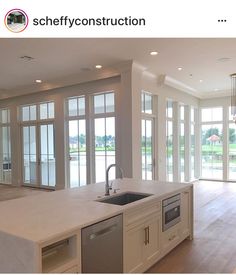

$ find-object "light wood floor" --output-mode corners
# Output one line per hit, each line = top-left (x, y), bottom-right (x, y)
(147, 180), (236, 273)
(0, 184), (49, 202)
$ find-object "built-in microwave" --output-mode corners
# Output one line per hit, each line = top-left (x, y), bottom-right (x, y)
(162, 193), (181, 231)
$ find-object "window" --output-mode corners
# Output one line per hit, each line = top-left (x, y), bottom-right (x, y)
(66, 92), (116, 187)
(93, 92), (115, 183)
(229, 107), (236, 180)
(190, 107), (196, 179)
(141, 92), (155, 180)
(166, 100), (173, 181)
(0, 109), (11, 184)
(40, 102), (54, 120)
(201, 107), (222, 122)
(142, 92), (152, 114)
(201, 107), (223, 179)
(68, 97), (85, 117)
(67, 96), (86, 187)
(20, 102), (55, 187)
(179, 105), (185, 182)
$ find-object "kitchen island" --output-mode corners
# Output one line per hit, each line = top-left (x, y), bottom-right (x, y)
(0, 179), (193, 273)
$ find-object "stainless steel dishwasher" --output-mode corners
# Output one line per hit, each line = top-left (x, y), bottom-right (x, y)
(81, 214), (123, 273)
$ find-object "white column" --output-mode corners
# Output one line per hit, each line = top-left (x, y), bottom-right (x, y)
(157, 96), (167, 181)
(10, 105), (21, 186)
(195, 108), (201, 179)
(54, 96), (66, 190)
(153, 95), (158, 180)
(131, 64), (143, 180)
(116, 68), (133, 178)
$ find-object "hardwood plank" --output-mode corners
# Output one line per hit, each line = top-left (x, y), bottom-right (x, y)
(0, 184), (49, 202)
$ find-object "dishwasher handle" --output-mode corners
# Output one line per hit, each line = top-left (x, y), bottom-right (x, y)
(89, 225), (117, 240)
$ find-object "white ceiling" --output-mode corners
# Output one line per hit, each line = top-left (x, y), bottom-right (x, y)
(1, 38), (236, 99)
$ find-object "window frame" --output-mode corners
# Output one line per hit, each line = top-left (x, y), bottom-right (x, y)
(200, 106), (223, 180)
(166, 99), (174, 182)
(141, 91), (156, 180)
(91, 91), (116, 184)
(0, 108), (11, 184)
(19, 101), (56, 189)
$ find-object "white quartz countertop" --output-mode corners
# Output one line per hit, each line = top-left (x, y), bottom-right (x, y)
(0, 179), (192, 243)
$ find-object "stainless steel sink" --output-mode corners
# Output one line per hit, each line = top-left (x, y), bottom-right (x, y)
(97, 192), (153, 205)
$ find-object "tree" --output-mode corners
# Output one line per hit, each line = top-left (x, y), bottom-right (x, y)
(79, 134), (86, 146)
(229, 128), (236, 144)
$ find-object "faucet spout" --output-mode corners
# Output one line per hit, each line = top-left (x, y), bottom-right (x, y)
(105, 164), (123, 196)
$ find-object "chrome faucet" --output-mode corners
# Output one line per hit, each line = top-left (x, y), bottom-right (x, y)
(105, 164), (124, 196)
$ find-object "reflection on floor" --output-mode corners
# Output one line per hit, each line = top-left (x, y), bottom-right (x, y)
(147, 180), (236, 273)
(0, 184), (50, 202)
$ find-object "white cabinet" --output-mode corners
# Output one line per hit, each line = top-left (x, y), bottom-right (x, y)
(124, 201), (161, 273)
(161, 223), (181, 254)
(124, 221), (145, 273)
(143, 215), (161, 265)
(181, 188), (193, 240)
(161, 187), (193, 256)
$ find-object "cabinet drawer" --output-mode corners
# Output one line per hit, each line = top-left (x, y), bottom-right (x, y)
(162, 224), (180, 252)
(124, 200), (161, 227)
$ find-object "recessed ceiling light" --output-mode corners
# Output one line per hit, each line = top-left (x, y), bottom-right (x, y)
(35, 79), (42, 83)
(95, 65), (102, 69)
(214, 88), (219, 91)
(178, 67), (183, 71)
(150, 51), (158, 56)
(199, 79), (203, 83)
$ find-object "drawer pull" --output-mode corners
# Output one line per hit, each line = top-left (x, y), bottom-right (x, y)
(144, 226), (149, 245)
(168, 235), (176, 241)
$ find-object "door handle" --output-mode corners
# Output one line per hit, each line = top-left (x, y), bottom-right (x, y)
(89, 225), (117, 240)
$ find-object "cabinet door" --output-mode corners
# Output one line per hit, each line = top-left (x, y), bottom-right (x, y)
(124, 223), (145, 273)
(143, 215), (161, 265)
(181, 190), (191, 238)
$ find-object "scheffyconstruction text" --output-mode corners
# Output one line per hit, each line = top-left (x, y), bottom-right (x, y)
(33, 16), (146, 28)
